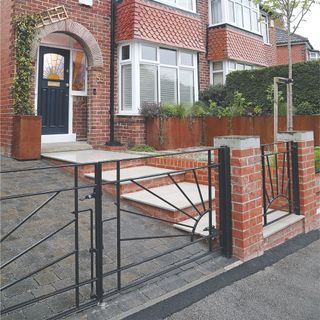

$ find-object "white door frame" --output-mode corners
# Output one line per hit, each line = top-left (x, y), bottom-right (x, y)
(35, 44), (76, 144)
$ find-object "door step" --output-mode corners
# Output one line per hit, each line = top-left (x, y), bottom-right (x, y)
(121, 182), (215, 222)
(85, 166), (184, 195)
(41, 150), (144, 174)
(41, 141), (92, 153)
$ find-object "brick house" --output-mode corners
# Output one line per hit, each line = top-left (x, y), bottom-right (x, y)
(1, 0), (277, 156)
(276, 27), (320, 65)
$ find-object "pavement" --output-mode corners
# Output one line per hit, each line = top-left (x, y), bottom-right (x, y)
(124, 230), (319, 320)
(0, 156), (234, 320)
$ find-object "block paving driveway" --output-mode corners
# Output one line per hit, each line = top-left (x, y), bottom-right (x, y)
(0, 156), (233, 320)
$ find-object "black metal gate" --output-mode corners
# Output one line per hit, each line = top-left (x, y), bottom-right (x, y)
(261, 141), (300, 226)
(1, 147), (232, 319)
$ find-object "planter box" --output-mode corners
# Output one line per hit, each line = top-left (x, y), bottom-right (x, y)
(12, 115), (42, 160)
(146, 118), (204, 150)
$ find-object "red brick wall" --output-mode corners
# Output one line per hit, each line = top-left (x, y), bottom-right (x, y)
(114, 116), (146, 147)
(116, 0), (205, 52)
(73, 96), (88, 140)
(0, 0), (14, 156)
(197, 0), (210, 91)
(1, 0), (111, 154)
(276, 43), (307, 65)
(208, 24), (277, 66)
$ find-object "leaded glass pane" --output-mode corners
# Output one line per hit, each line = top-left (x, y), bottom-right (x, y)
(72, 51), (86, 91)
(43, 53), (64, 80)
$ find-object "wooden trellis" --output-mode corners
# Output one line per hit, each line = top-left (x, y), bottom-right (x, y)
(36, 6), (68, 28)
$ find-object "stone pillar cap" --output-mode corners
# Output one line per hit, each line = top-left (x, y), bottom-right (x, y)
(277, 131), (314, 142)
(214, 135), (260, 149)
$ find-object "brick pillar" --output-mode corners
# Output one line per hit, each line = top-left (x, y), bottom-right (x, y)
(87, 66), (109, 147)
(277, 131), (319, 232)
(214, 136), (264, 261)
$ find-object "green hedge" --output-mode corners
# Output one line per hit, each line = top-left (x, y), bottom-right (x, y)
(225, 61), (320, 115)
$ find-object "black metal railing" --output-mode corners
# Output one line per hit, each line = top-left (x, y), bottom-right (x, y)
(0, 147), (232, 319)
(261, 141), (300, 226)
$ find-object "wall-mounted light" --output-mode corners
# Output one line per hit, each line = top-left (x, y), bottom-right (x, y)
(79, 0), (93, 7)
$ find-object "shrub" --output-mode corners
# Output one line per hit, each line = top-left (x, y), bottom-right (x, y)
(225, 61), (320, 115)
(130, 144), (156, 152)
(199, 84), (227, 107)
(12, 14), (39, 115)
(190, 101), (210, 117)
(139, 102), (163, 118)
(315, 146), (320, 173)
(162, 103), (187, 118)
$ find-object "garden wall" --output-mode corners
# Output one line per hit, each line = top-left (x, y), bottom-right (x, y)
(145, 115), (319, 150)
(205, 115), (320, 146)
(146, 118), (204, 150)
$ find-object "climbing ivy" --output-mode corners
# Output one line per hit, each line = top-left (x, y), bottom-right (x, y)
(11, 14), (39, 115)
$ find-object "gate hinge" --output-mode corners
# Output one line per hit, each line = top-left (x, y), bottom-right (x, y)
(203, 226), (218, 237)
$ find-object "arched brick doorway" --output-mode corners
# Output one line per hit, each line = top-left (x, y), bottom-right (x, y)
(32, 20), (105, 145)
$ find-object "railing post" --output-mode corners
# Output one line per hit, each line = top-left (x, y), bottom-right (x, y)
(218, 146), (232, 258)
(74, 165), (80, 308)
(261, 145), (268, 225)
(94, 162), (103, 303)
(207, 150), (213, 252)
(291, 141), (300, 215)
(116, 161), (121, 291)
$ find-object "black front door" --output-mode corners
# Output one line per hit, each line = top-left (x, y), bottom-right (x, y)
(38, 46), (70, 134)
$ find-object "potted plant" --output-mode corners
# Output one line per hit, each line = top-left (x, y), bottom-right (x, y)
(11, 13), (42, 160)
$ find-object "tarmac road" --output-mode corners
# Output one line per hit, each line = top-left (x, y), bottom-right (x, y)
(168, 238), (320, 320)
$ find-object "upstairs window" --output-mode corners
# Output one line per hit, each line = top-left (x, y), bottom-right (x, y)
(154, 0), (196, 12)
(260, 14), (269, 43)
(210, 0), (260, 34)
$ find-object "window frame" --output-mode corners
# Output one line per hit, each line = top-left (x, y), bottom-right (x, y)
(118, 42), (198, 115)
(153, 0), (197, 13)
(209, 0), (261, 35)
(260, 13), (270, 44)
(210, 59), (257, 85)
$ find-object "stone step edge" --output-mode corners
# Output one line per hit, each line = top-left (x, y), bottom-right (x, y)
(263, 214), (305, 239)
(121, 183), (215, 212)
(84, 166), (182, 185)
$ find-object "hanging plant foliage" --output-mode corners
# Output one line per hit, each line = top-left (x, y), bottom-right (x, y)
(11, 13), (39, 115)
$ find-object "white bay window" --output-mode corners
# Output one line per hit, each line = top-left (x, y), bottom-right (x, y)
(210, 0), (260, 34)
(119, 42), (198, 114)
(211, 60), (257, 85)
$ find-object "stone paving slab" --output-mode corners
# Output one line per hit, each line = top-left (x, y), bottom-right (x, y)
(41, 150), (141, 164)
(0, 156), (234, 320)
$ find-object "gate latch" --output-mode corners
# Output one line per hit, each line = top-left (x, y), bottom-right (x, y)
(80, 192), (95, 201)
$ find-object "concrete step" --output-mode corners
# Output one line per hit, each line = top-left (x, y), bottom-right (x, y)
(42, 149), (145, 174)
(84, 166), (185, 195)
(122, 182), (215, 222)
(41, 142), (92, 153)
(173, 210), (217, 237)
